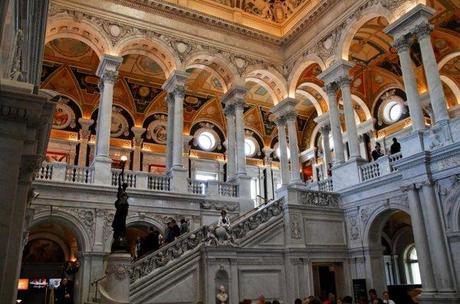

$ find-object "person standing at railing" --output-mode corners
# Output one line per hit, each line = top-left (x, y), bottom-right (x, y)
(180, 218), (189, 235)
(371, 143), (384, 161)
(164, 219), (180, 243)
(217, 210), (230, 228)
(390, 138), (401, 155)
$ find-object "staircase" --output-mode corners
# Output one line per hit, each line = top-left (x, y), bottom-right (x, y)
(129, 197), (285, 303)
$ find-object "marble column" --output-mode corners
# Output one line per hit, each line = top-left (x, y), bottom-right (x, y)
(415, 22), (449, 123)
(166, 93), (175, 170)
(286, 112), (302, 183)
(275, 118), (290, 186)
(421, 181), (455, 292)
(325, 82), (345, 164)
(402, 184), (436, 292)
(93, 55), (123, 184)
(263, 148), (274, 201)
(225, 105), (236, 180)
(234, 101), (247, 177)
(131, 127), (146, 172)
(338, 75), (361, 159)
(392, 36), (426, 131)
(320, 123), (332, 176)
(78, 118), (93, 167)
(162, 70), (189, 192)
(162, 71), (189, 170)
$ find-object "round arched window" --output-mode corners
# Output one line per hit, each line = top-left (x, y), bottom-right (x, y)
(244, 138), (256, 157)
(197, 131), (216, 151)
(405, 245), (421, 284)
(384, 101), (403, 123)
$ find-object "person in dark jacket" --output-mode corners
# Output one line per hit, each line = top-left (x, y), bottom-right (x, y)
(55, 278), (73, 304)
(371, 143), (384, 161)
(143, 227), (160, 254)
(390, 138), (401, 154)
(164, 219), (180, 243)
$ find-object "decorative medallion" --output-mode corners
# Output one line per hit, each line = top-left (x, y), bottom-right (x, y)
(53, 97), (76, 130)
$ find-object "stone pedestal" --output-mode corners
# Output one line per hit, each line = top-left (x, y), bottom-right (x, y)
(332, 158), (367, 191)
(235, 175), (253, 212)
(92, 156), (113, 185)
(401, 131), (426, 158)
(100, 253), (131, 304)
(169, 167), (188, 193)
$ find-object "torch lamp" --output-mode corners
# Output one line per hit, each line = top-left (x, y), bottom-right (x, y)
(120, 155), (127, 184)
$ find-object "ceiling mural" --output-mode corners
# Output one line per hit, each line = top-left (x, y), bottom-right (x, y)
(125, 78), (163, 113)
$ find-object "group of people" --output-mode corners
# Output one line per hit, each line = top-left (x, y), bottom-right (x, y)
(371, 138), (401, 161)
(236, 289), (397, 304)
(134, 218), (189, 258)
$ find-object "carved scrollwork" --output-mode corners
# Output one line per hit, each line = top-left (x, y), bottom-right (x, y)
(299, 191), (340, 208)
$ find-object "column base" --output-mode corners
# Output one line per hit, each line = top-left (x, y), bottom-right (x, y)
(235, 175), (254, 212)
(168, 166), (188, 193)
(332, 157), (367, 191)
(401, 130), (426, 157)
(92, 156), (113, 185)
(100, 253), (131, 304)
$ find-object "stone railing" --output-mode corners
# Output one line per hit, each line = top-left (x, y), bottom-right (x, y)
(298, 190), (340, 208)
(130, 197), (284, 283)
(187, 179), (207, 194)
(317, 178), (333, 192)
(65, 165), (94, 184)
(388, 152), (402, 172)
(35, 162), (54, 180)
(147, 174), (170, 191)
(111, 169), (137, 188)
(360, 161), (381, 181)
(218, 181), (238, 197)
(130, 225), (208, 283)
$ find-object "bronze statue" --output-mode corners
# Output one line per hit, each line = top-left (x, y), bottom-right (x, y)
(111, 172), (129, 252)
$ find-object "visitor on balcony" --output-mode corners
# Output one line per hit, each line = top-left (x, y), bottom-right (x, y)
(371, 143), (384, 161)
(390, 138), (401, 155)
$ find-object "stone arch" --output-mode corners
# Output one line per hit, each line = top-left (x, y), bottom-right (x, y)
(46, 17), (111, 59)
(187, 64), (229, 92)
(184, 51), (240, 91)
(297, 81), (328, 113)
(336, 4), (393, 61)
(438, 51), (460, 70)
(244, 65), (288, 104)
(296, 90), (323, 115)
(27, 232), (71, 261)
(352, 94), (372, 121)
(113, 36), (179, 78)
(441, 76), (460, 106)
(288, 55), (326, 97)
(363, 204), (410, 248)
(190, 118), (226, 138)
(309, 123), (322, 149)
(31, 210), (92, 252)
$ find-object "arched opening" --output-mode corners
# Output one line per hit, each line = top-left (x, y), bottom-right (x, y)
(366, 209), (421, 302)
(17, 220), (84, 304)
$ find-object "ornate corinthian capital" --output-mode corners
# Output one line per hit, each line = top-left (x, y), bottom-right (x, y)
(414, 22), (433, 40)
(392, 34), (413, 52)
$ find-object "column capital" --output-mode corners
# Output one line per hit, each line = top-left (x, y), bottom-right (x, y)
(78, 118), (94, 141)
(318, 59), (354, 84)
(314, 113), (330, 126)
(96, 55), (123, 84)
(274, 116), (287, 127)
(221, 85), (247, 107)
(414, 22), (433, 40)
(384, 4), (435, 38)
(131, 127), (146, 147)
(324, 82), (339, 95)
(337, 75), (352, 88)
(270, 97), (297, 118)
(162, 70), (189, 94)
(392, 34), (413, 52)
(223, 104), (235, 117)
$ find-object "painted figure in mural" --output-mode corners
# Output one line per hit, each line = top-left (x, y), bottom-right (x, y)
(111, 177), (129, 252)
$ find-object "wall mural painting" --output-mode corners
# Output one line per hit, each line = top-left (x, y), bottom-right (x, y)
(260, 107), (276, 136)
(22, 239), (65, 263)
(52, 97), (79, 130)
(111, 107), (131, 138)
(125, 78), (162, 113)
(184, 95), (210, 121)
(41, 61), (61, 83)
(45, 151), (69, 163)
(146, 114), (168, 145)
(71, 67), (100, 94)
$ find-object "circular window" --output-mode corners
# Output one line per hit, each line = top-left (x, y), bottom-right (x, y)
(244, 138), (257, 157)
(197, 131), (216, 151)
(382, 100), (404, 124)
